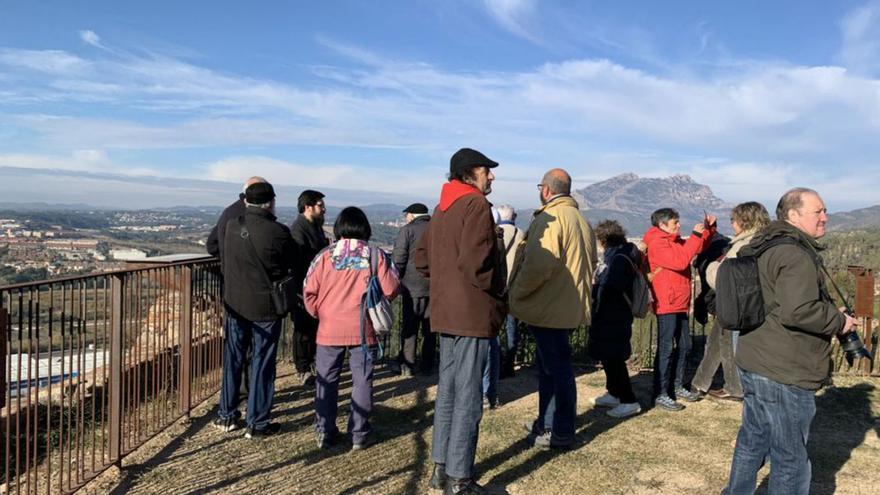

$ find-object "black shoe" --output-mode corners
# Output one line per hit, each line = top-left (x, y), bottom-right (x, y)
(429, 463), (448, 490)
(443, 478), (487, 495)
(316, 430), (337, 449)
(654, 394), (685, 411)
(212, 417), (240, 433)
(533, 431), (574, 450)
(244, 423), (280, 439)
(523, 420), (546, 441)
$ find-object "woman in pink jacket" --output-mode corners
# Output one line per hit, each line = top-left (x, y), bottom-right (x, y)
(304, 207), (400, 450)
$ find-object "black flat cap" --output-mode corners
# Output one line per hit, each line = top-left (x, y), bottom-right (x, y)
(403, 203), (429, 214)
(245, 182), (276, 204)
(450, 148), (499, 178)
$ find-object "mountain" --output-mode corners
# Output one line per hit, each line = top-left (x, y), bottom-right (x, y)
(827, 205), (880, 232)
(573, 173), (731, 235)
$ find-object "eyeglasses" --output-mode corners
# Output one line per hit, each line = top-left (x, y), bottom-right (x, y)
(536, 184), (544, 190)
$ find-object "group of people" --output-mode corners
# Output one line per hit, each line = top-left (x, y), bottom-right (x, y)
(206, 148), (858, 495)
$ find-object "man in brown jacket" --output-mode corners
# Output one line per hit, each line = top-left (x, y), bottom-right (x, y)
(414, 148), (506, 495)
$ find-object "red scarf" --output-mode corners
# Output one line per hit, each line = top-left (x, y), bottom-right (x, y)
(439, 180), (481, 211)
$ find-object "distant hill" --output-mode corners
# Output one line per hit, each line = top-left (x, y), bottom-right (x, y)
(827, 205), (880, 232)
(573, 173), (731, 235)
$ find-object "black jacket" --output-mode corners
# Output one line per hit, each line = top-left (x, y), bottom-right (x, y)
(290, 214), (329, 292)
(392, 215), (431, 298)
(206, 196), (246, 266)
(693, 232), (730, 325)
(735, 221), (846, 390)
(588, 242), (641, 362)
(223, 207), (298, 322)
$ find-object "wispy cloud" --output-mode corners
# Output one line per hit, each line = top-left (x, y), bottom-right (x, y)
(482, 0), (540, 44)
(78, 30), (104, 49)
(839, 0), (880, 74)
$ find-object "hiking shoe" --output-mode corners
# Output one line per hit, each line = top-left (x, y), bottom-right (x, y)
(443, 478), (488, 495)
(212, 417), (239, 433)
(244, 423), (281, 439)
(351, 435), (374, 451)
(429, 463), (448, 490)
(675, 387), (703, 403)
(533, 431), (574, 450)
(591, 392), (621, 408)
(482, 396), (498, 410)
(655, 394), (685, 411)
(708, 389), (742, 402)
(316, 430), (337, 449)
(400, 365), (414, 378)
(297, 371), (316, 387)
(607, 402), (642, 418)
(523, 420), (547, 441)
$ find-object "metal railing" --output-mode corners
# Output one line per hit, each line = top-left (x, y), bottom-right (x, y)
(1, 260), (223, 494)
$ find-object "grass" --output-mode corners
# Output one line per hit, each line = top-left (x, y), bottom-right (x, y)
(72, 363), (880, 495)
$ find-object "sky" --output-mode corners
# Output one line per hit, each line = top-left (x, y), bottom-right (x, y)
(1, 0), (879, 212)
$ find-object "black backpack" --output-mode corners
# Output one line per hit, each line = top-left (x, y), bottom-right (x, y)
(714, 237), (798, 331)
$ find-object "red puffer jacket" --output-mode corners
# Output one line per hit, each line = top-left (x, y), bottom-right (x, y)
(643, 226), (713, 315)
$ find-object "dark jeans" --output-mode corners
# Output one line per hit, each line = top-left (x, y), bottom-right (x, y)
(692, 320), (742, 397)
(292, 306), (318, 373)
(398, 293), (434, 372)
(481, 336), (500, 402)
(314, 345), (374, 444)
(218, 312), (281, 430)
(602, 359), (636, 404)
(725, 371), (816, 495)
(531, 326), (576, 439)
(432, 334), (489, 479)
(653, 312), (692, 397)
(504, 314), (519, 360)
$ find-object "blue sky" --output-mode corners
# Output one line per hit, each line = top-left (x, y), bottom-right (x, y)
(1, 0), (879, 211)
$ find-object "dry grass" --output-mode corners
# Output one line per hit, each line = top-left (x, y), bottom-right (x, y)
(79, 364), (880, 495)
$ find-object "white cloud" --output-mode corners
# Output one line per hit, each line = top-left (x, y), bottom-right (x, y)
(482, 0), (540, 43)
(840, 0), (880, 74)
(79, 30), (103, 48)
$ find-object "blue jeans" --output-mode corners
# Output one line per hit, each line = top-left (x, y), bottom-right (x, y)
(218, 312), (281, 430)
(653, 313), (692, 397)
(724, 371), (816, 495)
(531, 326), (576, 439)
(504, 314), (519, 358)
(431, 334), (489, 479)
(314, 345), (374, 444)
(481, 337), (500, 403)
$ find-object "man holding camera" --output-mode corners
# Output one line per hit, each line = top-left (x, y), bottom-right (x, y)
(724, 187), (858, 494)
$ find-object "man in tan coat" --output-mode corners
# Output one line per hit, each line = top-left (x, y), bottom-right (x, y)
(509, 168), (596, 449)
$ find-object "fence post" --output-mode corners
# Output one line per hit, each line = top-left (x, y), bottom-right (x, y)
(109, 274), (124, 465)
(0, 307), (6, 409)
(179, 266), (193, 417)
(849, 266), (875, 375)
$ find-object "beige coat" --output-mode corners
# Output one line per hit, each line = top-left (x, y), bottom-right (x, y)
(499, 223), (525, 283)
(508, 195), (597, 329)
(705, 228), (758, 289)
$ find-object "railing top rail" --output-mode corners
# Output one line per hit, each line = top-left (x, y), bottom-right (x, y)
(0, 256), (220, 292)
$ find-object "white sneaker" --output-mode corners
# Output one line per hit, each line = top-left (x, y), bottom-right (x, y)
(591, 392), (621, 408)
(607, 402), (642, 418)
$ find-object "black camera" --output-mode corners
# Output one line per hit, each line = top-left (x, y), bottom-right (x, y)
(837, 311), (872, 366)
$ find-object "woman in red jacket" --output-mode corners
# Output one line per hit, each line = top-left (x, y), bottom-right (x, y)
(643, 208), (715, 411)
(304, 207), (400, 450)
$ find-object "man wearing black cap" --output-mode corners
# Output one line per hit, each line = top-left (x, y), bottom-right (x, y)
(414, 148), (507, 495)
(391, 202), (433, 377)
(215, 181), (297, 439)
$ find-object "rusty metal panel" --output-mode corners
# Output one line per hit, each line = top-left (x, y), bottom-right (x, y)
(853, 269), (874, 318)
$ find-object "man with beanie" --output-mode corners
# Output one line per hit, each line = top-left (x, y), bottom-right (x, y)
(215, 181), (297, 439)
(495, 204), (524, 378)
(414, 148), (506, 495)
(392, 202), (434, 376)
(509, 168), (597, 449)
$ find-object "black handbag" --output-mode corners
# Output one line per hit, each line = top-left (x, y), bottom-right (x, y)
(238, 216), (296, 316)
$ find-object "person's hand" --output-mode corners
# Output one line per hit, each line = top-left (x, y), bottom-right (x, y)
(705, 214), (717, 228)
(840, 308), (858, 334)
(693, 223), (706, 234)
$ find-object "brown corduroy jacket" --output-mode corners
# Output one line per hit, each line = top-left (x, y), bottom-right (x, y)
(413, 183), (506, 338)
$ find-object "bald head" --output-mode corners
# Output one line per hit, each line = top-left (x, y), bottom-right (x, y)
(541, 168), (571, 195)
(242, 176), (267, 194)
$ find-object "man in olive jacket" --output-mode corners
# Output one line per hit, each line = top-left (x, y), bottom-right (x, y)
(216, 182), (298, 440)
(414, 148), (506, 495)
(724, 188), (858, 494)
(509, 168), (596, 449)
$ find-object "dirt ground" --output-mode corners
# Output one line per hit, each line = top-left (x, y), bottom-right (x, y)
(80, 364), (880, 495)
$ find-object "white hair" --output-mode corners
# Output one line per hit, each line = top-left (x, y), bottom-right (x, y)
(496, 204), (516, 221)
(241, 176), (267, 194)
(245, 200), (274, 211)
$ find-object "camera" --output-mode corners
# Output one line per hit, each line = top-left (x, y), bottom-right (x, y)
(837, 311), (872, 366)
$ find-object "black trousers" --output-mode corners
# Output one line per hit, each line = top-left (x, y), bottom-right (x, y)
(292, 307), (318, 373)
(602, 359), (637, 404)
(398, 292), (434, 371)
